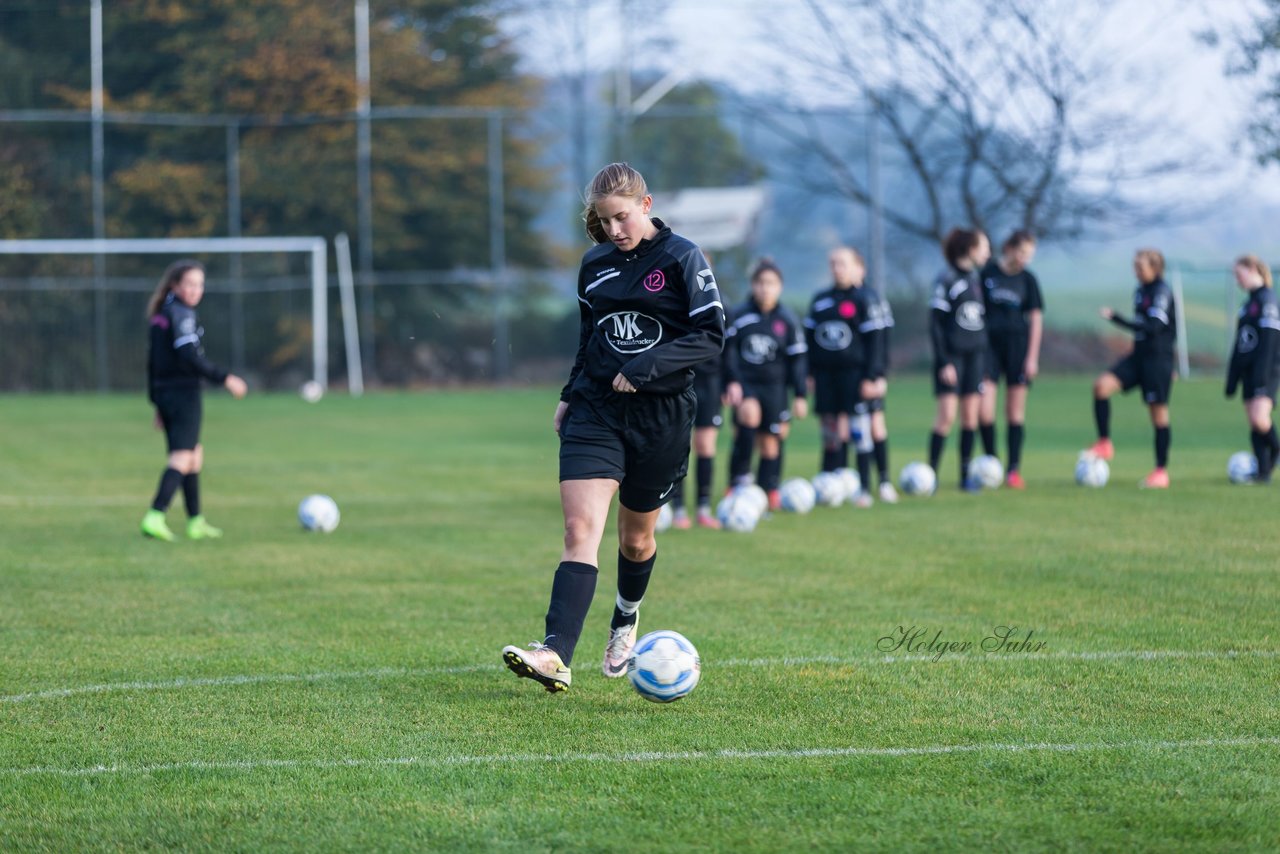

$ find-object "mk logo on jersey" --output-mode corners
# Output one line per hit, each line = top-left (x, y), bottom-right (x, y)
(956, 302), (985, 332)
(742, 333), (778, 365)
(815, 320), (853, 351)
(601, 311), (662, 354)
(1238, 326), (1259, 354)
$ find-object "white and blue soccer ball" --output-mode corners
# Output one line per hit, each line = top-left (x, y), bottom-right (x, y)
(717, 492), (760, 533)
(734, 483), (770, 516)
(1074, 453), (1109, 488)
(968, 454), (1004, 489)
(1227, 451), (1258, 484)
(833, 467), (862, 501)
(655, 502), (674, 532)
(778, 477), (816, 514)
(298, 494), (340, 532)
(299, 380), (324, 403)
(898, 461), (937, 497)
(627, 629), (701, 703)
(811, 471), (846, 507)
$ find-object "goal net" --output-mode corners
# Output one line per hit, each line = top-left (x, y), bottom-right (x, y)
(0, 237), (359, 393)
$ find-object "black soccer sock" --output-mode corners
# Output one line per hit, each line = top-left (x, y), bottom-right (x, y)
(695, 455), (714, 508)
(959, 429), (976, 485)
(612, 550), (655, 630)
(1008, 423), (1025, 473)
(182, 472), (201, 518)
(821, 447), (839, 472)
(929, 431), (947, 472)
(150, 467), (184, 513)
(1094, 398), (1111, 440)
(1268, 425), (1280, 460)
(758, 455), (782, 492)
(873, 438), (890, 484)
(1154, 425), (1171, 469)
(980, 423), (997, 457)
(1251, 430), (1271, 480)
(543, 561), (598, 665)
(729, 425), (756, 484)
(837, 441), (849, 470)
(856, 451), (873, 495)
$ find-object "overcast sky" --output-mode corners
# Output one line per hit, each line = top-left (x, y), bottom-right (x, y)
(506, 0), (1280, 203)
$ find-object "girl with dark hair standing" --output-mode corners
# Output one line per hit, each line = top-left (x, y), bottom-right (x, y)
(502, 163), (724, 693)
(724, 259), (808, 510)
(927, 228), (991, 490)
(978, 230), (1044, 488)
(1088, 249), (1177, 489)
(141, 260), (247, 541)
(1226, 255), (1280, 483)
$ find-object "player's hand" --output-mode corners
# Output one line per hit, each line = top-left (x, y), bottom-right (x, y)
(860, 378), (885, 400)
(1023, 358), (1039, 381)
(723, 382), (743, 407)
(1099, 307), (1114, 321)
(225, 375), (248, 399)
(553, 400), (569, 433)
(612, 373), (637, 394)
(792, 397), (809, 420)
(938, 364), (957, 386)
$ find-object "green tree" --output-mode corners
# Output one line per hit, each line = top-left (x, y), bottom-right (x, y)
(627, 81), (764, 190)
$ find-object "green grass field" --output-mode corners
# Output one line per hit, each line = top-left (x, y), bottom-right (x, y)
(2, 377), (1279, 852)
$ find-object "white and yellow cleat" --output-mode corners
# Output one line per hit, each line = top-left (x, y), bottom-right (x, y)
(502, 642), (571, 693)
(602, 622), (638, 678)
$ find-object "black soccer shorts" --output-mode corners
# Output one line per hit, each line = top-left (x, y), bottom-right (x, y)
(152, 387), (202, 452)
(559, 386), (695, 513)
(1110, 352), (1174, 405)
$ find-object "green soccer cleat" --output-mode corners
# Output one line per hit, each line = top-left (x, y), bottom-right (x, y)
(140, 509), (175, 542)
(186, 515), (224, 540)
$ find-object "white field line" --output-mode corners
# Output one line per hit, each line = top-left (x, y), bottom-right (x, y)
(3, 648), (1277, 706)
(5, 736), (1280, 779)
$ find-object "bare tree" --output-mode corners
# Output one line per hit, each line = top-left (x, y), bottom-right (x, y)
(754, 0), (1207, 246)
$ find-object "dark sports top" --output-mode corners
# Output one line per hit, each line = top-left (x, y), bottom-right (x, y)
(803, 283), (889, 376)
(980, 259), (1044, 335)
(561, 218), (725, 400)
(724, 298), (807, 398)
(1108, 278), (1177, 360)
(1226, 286), (1280, 397)
(147, 293), (229, 397)
(929, 266), (987, 362)
(866, 286), (894, 376)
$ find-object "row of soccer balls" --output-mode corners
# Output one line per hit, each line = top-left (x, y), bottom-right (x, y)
(657, 450), (1265, 534)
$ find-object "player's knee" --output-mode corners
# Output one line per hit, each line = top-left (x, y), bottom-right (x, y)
(1093, 375), (1115, 398)
(563, 514), (598, 550)
(619, 531), (655, 562)
(168, 451), (195, 473)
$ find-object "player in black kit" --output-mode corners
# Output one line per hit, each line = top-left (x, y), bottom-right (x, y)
(865, 284), (897, 503)
(804, 247), (886, 507)
(978, 230), (1044, 489)
(724, 258), (808, 511)
(1226, 255), (1280, 483)
(928, 228), (991, 490)
(1088, 249), (1177, 489)
(502, 163), (725, 693)
(141, 260), (247, 541)
(666, 311), (731, 529)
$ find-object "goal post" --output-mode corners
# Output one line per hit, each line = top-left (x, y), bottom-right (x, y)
(0, 236), (358, 393)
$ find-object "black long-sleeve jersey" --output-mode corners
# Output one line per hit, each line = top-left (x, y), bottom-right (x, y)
(929, 266), (987, 364)
(1108, 278), (1177, 360)
(980, 259), (1043, 335)
(561, 218), (725, 400)
(1226, 286), (1280, 397)
(803, 284), (890, 377)
(147, 293), (229, 399)
(724, 298), (807, 398)
(866, 286), (894, 378)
